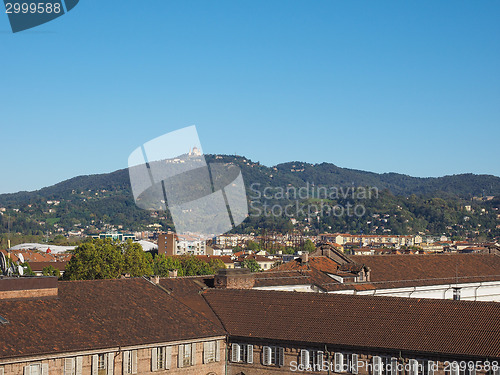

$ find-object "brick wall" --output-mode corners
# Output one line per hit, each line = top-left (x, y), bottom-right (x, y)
(0, 339), (226, 375)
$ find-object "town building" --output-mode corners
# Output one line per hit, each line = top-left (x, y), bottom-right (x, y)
(157, 233), (206, 256)
(0, 272), (499, 375)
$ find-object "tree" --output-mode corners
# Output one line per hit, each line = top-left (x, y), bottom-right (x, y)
(121, 241), (152, 277)
(64, 239), (124, 280)
(242, 259), (261, 272)
(42, 265), (61, 278)
(303, 239), (316, 253)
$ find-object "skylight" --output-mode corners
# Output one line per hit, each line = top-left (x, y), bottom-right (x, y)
(0, 315), (9, 325)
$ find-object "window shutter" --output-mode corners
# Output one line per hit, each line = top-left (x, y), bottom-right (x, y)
(177, 345), (184, 368)
(131, 351), (138, 374)
(165, 347), (172, 370)
(263, 346), (272, 366)
(76, 357), (82, 375)
(65, 358), (74, 375)
(215, 341), (221, 362)
(352, 354), (359, 375)
(151, 348), (158, 372)
(42, 364), (49, 375)
(409, 359), (418, 375)
(0, 367), (4, 375)
(391, 358), (398, 375)
(317, 351), (324, 370)
(374, 356), (382, 375)
(123, 352), (129, 375)
(427, 361), (435, 375)
(203, 342), (209, 364)
(92, 355), (98, 375)
(335, 353), (344, 372)
(247, 345), (253, 364)
(24, 366), (30, 375)
(231, 344), (240, 363)
(300, 349), (309, 368)
(107, 354), (114, 375)
(278, 347), (285, 367)
(191, 343), (196, 366)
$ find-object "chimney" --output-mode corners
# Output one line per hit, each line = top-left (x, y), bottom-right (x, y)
(214, 268), (255, 289)
(0, 276), (58, 300)
(301, 252), (309, 263)
(150, 275), (160, 284)
(168, 269), (178, 278)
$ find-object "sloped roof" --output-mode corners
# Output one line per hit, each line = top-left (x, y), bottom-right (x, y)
(351, 253), (500, 283)
(203, 288), (500, 359)
(273, 256), (340, 273)
(0, 278), (225, 360)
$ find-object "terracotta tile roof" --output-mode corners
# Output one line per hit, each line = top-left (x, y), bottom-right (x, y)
(202, 289), (500, 359)
(351, 253), (500, 283)
(273, 256), (340, 273)
(158, 277), (223, 329)
(27, 261), (69, 272)
(194, 255), (233, 264)
(0, 278), (225, 360)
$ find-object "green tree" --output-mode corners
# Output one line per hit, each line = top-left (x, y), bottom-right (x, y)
(121, 241), (153, 277)
(242, 259), (261, 272)
(303, 239), (316, 253)
(64, 239), (124, 280)
(42, 265), (61, 278)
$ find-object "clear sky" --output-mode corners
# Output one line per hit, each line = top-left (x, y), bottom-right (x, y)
(0, 0), (499, 194)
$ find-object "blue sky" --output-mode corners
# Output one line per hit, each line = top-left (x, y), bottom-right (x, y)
(0, 0), (499, 194)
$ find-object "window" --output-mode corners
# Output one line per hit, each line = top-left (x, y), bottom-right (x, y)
(373, 356), (383, 375)
(123, 350), (137, 375)
(0, 367), (4, 375)
(390, 358), (399, 375)
(92, 353), (112, 375)
(231, 343), (253, 364)
(350, 354), (359, 374)
(335, 353), (344, 372)
(64, 358), (82, 375)
(445, 362), (460, 375)
(453, 288), (461, 301)
(300, 349), (323, 372)
(263, 346), (284, 367)
(24, 364), (48, 375)
(203, 341), (221, 363)
(151, 347), (171, 371)
(98, 354), (106, 375)
(177, 343), (196, 368)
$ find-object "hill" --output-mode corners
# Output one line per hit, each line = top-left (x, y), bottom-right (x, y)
(0, 154), (499, 244)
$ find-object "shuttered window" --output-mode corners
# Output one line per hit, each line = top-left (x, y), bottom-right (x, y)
(373, 356), (383, 375)
(64, 357), (82, 375)
(24, 364), (47, 375)
(152, 347), (169, 371)
(335, 353), (344, 372)
(178, 343), (194, 368)
(122, 350), (137, 375)
(203, 341), (216, 364)
(262, 346), (284, 367)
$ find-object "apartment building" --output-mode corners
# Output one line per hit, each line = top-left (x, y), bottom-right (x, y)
(157, 233), (206, 256)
